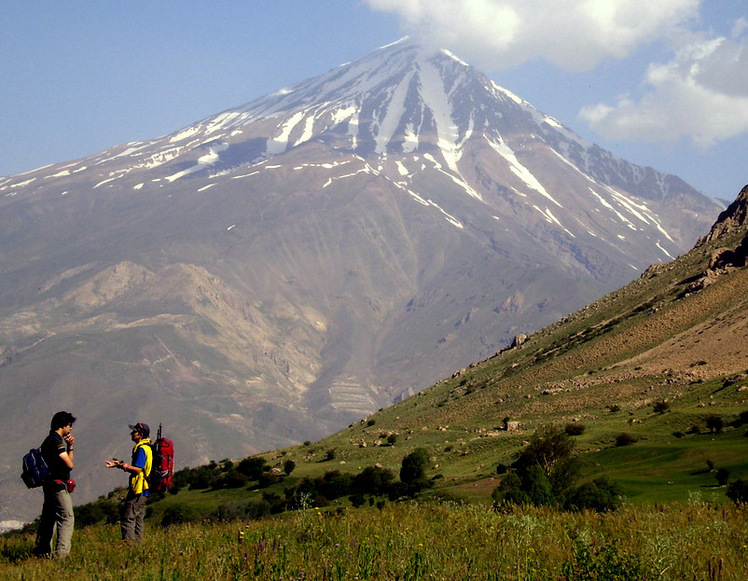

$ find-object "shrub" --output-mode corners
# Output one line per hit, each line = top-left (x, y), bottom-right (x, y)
(566, 477), (625, 512)
(161, 505), (195, 527)
(315, 470), (352, 500)
(705, 415), (724, 434)
(716, 468), (730, 486)
(352, 465), (396, 495)
(732, 411), (748, 427)
(237, 457), (269, 480)
(283, 459), (296, 475)
(565, 423), (586, 436)
(210, 469), (249, 490)
(727, 479), (748, 504)
(349, 493), (367, 508)
(258, 472), (279, 488)
(189, 468), (213, 490)
(652, 400), (670, 414)
(615, 433), (638, 447)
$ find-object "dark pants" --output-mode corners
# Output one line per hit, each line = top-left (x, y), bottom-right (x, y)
(34, 482), (74, 557)
(121, 491), (147, 541)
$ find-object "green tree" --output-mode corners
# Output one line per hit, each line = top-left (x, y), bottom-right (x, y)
(400, 448), (431, 495)
(237, 457), (268, 480)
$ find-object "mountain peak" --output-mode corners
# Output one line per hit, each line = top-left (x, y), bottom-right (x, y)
(700, 184), (748, 244)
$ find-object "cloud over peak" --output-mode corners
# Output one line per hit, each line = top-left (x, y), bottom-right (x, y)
(367, 0), (748, 148)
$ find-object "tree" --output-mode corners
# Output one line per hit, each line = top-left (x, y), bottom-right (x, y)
(237, 457), (269, 480)
(514, 425), (575, 477)
(283, 459), (296, 476)
(352, 465), (396, 495)
(399, 448), (431, 494)
(493, 425), (622, 512)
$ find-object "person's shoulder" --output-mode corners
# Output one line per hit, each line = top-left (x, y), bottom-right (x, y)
(42, 431), (62, 445)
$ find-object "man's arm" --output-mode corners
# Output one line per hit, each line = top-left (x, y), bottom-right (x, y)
(59, 434), (74, 469)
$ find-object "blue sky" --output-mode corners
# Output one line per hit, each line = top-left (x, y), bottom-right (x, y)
(1, 1), (746, 201)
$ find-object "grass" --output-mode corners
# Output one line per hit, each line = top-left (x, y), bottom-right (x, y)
(3, 501), (748, 580)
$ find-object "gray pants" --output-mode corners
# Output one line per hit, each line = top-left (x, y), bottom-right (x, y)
(121, 491), (147, 541)
(35, 483), (74, 557)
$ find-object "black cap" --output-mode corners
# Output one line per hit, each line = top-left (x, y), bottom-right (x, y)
(128, 422), (150, 438)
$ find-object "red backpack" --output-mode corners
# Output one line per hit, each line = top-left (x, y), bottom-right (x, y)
(149, 424), (175, 492)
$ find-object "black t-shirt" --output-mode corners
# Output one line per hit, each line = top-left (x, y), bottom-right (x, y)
(40, 431), (71, 481)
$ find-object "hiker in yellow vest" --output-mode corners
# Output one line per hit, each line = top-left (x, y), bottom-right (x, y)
(105, 422), (152, 541)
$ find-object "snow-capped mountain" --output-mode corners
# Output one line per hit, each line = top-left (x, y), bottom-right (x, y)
(0, 38), (721, 522)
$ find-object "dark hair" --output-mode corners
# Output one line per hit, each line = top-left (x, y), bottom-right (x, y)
(51, 411), (76, 430)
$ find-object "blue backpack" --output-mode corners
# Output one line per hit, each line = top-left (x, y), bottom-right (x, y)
(21, 447), (49, 488)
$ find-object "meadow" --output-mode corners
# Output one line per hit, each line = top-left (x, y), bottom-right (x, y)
(2, 499), (747, 580)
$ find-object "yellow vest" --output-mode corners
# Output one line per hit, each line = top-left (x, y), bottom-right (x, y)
(130, 439), (153, 494)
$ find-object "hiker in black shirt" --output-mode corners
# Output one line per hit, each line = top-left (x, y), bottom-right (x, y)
(34, 411), (76, 558)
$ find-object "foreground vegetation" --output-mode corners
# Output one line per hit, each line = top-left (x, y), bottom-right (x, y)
(3, 500), (747, 580)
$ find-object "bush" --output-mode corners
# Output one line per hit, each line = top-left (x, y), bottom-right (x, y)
(615, 433), (638, 447)
(352, 465), (396, 495)
(732, 411), (748, 427)
(237, 457), (269, 480)
(652, 400), (670, 414)
(161, 505), (195, 527)
(258, 472), (279, 488)
(283, 459), (296, 475)
(208, 468), (250, 490)
(349, 493), (367, 508)
(705, 415), (724, 434)
(565, 423), (586, 436)
(566, 477), (624, 512)
(727, 479), (748, 504)
(716, 468), (730, 486)
(315, 470), (352, 500)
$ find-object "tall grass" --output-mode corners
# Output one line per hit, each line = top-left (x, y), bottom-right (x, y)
(2, 499), (747, 580)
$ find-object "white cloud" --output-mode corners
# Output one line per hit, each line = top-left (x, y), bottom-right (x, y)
(366, 0), (699, 71)
(580, 29), (748, 146)
(367, 0), (748, 147)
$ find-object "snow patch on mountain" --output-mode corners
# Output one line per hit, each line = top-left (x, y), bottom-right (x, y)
(485, 136), (560, 207)
(165, 143), (229, 182)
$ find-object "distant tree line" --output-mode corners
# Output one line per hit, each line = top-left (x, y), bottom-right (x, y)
(63, 448), (436, 530)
